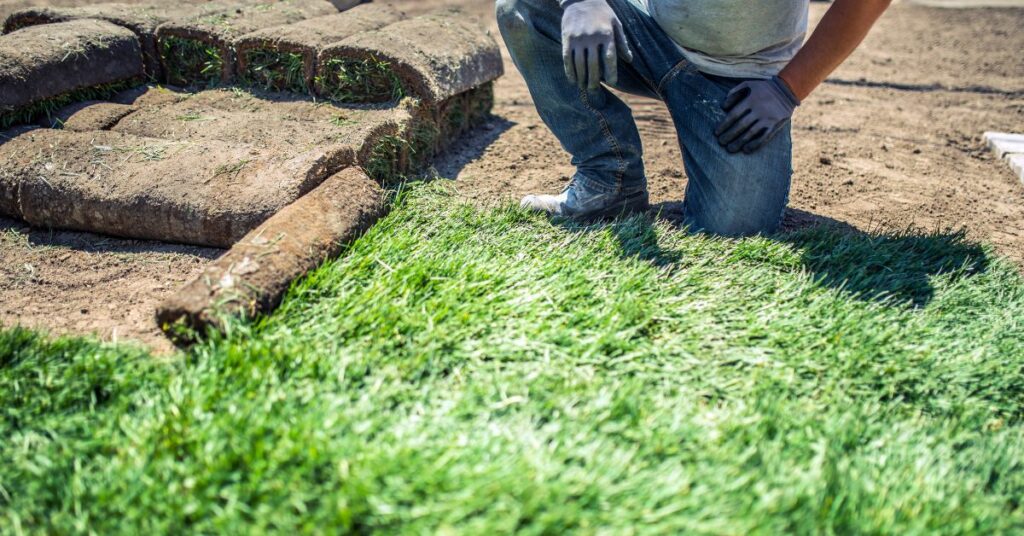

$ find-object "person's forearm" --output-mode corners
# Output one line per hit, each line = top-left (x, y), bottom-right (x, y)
(779, 0), (891, 101)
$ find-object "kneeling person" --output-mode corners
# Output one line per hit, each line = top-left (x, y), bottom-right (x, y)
(496, 0), (890, 235)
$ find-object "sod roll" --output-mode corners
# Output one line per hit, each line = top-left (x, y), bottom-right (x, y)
(316, 9), (503, 105)
(235, 2), (402, 93)
(156, 0), (339, 86)
(156, 166), (384, 336)
(0, 19), (144, 127)
(0, 128), (366, 247)
(3, 2), (236, 78)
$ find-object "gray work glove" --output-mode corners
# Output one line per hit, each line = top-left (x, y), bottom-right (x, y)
(561, 0), (634, 90)
(715, 76), (801, 154)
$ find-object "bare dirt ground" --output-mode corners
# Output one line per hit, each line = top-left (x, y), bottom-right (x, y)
(1, 0), (1022, 349)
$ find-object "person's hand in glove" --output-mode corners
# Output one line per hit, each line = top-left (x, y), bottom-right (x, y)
(715, 76), (801, 154)
(562, 0), (634, 91)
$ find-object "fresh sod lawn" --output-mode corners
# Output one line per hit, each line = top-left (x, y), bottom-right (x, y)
(2, 183), (1023, 534)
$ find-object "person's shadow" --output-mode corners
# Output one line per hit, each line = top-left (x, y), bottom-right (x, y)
(557, 202), (989, 309)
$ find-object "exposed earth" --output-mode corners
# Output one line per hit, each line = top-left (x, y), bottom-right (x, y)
(1, 0), (1023, 351)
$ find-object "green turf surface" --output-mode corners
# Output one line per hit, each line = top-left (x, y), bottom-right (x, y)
(2, 184), (1023, 533)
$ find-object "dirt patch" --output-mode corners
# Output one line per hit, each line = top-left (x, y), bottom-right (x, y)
(317, 9), (504, 105)
(156, 0), (338, 86)
(0, 215), (222, 353)
(0, 19), (144, 126)
(826, 4), (1023, 94)
(235, 3), (403, 93)
(157, 166), (383, 337)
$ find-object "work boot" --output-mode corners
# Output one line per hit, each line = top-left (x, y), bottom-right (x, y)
(520, 177), (649, 221)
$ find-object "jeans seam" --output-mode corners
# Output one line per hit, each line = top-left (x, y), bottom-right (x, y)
(657, 59), (693, 96)
(579, 88), (627, 192)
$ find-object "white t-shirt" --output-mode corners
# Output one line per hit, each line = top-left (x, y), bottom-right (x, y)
(638, 0), (810, 78)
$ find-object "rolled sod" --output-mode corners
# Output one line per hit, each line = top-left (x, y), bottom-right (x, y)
(0, 19), (145, 127)
(235, 2), (402, 94)
(156, 166), (384, 337)
(3, 2), (223, 78)
(316, 9), (503, 105)
(156, 0), (338, 87)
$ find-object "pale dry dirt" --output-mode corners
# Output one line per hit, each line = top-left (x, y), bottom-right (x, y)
(1, 0), (1022, 350)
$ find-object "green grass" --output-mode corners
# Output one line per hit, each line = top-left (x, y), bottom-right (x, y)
(2, 183), (1023, 534)
(317, 56), (405, 104)
(160, 36), (224, 88)
(0, 80), (141, 129)
(365, 134), (412, 185)
(242, 49), (309, 94)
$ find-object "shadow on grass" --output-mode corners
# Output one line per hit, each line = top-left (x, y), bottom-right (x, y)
(567, 203), (989, 308)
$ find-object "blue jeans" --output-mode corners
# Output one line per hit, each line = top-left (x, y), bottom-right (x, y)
(496, 0), (793, 236)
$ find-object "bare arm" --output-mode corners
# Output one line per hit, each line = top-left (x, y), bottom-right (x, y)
(779, 0), (892, 101)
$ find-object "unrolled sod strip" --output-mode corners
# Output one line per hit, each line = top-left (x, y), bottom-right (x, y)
(0, 124), (393, 247)
(316, 9), (503, 105)
(156, 166), (384, 337)
(235, 2), (402, 94)
(156, 0), (338, 86)
(0, 19), (144, 127)
(3, 2), (229, 78)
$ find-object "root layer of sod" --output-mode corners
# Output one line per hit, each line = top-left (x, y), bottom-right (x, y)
(161, 36), (224, 87)
(2, 184), (1024, 533)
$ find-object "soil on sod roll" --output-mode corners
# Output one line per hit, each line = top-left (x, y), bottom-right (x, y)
(0, 125), (389, 247)
(0, 19), (144, 127)
(37, 99), (136, 130)
(235, 2), (402, 93)
(316, 9), (503, 105)
(156, 166), (384, 336)
(110, 87), (411, 169)
(156, 0), (338, 87)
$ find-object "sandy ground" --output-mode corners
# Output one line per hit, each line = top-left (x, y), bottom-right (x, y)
(1, 0), (1022, 349)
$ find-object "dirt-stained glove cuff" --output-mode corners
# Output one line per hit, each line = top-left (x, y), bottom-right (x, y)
(770, 76), (801, 109)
